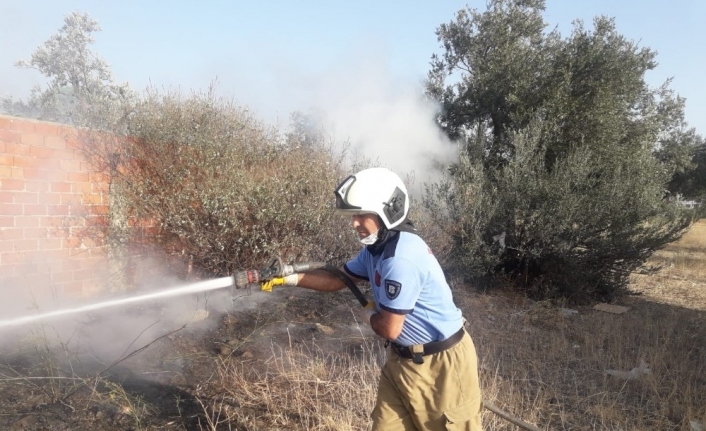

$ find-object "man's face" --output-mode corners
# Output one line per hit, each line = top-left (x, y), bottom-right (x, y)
(351, 214), (381, 240)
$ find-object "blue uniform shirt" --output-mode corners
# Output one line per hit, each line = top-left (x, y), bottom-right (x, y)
(344, 231), (464, 346)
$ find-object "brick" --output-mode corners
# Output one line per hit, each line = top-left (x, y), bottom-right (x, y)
(0, 154), (13, 166)
(47, 205), (68, 216)
(89, 172), (109, 183)
(21, 168), (41, 180)
(73, 182), (92, 193)
(24, 181), (49, 193)
(41, 217), (65, 228)
(5, 142), (30, 156)
(44, 135), (66, 149)
(23, 228), (47, 239)
(67, 220), (85, 230)
(0, 191), (13, 202)
(59, 159), (82, 172)
(73, 268), (96, 281)
(21, 133), (44, 146)
(0, 166), (11, 178)
(38, 170), (69, 182)
(91, 183), (109, 194)
(69, 205), (87, 216)
(29, 146), (56, 159)
(0, 252), (25, 265)
(12, 156), (40, 169)
(0, 240), (14, 252)
(0, 130), (21, 144)
(14, 192), (37, 204)
(38, 238), (62, 250)
(0, 216), (14, 227)
(52, 149), (75, 160)
(15, 217), (38, 228)
(4, 142), (31, 156)
(89, 205), (108, 215)
(67, 246), (90, 257)
(33, 122), (59, 136)
(46, 227), (70, 239)
(61, 258), (83, 271)
(83, 193), (105, 205)
(79, 256), (103, 268)
(23, 204), (47, 215)
(86, 215), (108, 227)
(50, 271), (74, 283)
(0, 203), (23, 215)
(37, 193), (61, 205)
(68, 171), (89, 182)
(9, 120), (35, 133)
(0, 178), (24, 190)
(58, 125), (78, 139)
(60, 193), (81, 204)
(14, 239), (38, 252)
(51, 182), (72, 193)
(0, 228), (23, 240)
(10, 167), (24, 179)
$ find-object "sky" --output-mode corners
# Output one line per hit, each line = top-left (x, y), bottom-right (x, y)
(1, 0), (705, 178)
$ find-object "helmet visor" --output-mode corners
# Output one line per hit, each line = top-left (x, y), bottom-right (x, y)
(334, 175), (362, 211)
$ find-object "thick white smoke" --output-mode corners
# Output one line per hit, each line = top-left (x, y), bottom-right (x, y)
(239, 47), (459, 194)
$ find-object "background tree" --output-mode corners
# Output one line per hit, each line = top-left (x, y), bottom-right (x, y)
(425, 0), (698, 301)
(2, 11), (133, 127)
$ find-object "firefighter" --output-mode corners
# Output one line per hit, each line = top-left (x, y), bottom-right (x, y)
(269, 167), (483, 430)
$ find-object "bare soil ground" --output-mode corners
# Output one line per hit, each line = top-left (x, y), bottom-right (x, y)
(1, 220), (704, 430)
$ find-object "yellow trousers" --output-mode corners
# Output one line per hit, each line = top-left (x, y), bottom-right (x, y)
(371, 331), (483, 430)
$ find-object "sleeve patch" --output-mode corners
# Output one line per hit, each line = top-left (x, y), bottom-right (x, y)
(385, 280), (402, 300)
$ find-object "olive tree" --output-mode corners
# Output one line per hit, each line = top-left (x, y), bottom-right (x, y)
(3, 11), (133, 128)
(425, 0), (697, 300)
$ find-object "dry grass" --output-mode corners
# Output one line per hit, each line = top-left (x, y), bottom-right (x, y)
(1, 220), (703, 430)
(195, 340), (382, 431)
(205, 219), (706, 431)
(630, 219), (706, 310)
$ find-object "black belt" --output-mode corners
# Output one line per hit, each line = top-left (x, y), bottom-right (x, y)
(390, 327), (465, 364)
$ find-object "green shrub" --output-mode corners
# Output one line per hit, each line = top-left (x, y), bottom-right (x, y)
(84, 88), (357, 277)
(427, 122), (694, 301)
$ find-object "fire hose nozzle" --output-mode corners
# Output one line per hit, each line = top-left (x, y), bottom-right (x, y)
(232, 257), (294, 289)
(233, 270), (261, 289)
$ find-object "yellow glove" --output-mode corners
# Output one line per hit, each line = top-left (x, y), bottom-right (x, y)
(260, 277), (286, 292)
(260, 274), (299, 292)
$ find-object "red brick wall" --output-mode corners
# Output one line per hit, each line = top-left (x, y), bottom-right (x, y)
(0, 115), (109, 296)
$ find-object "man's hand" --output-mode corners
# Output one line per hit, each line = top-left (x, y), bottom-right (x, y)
(356, 302), (376, 326)
(260, 274), (299, 292)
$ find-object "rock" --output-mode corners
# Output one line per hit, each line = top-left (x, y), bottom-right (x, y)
(240, 350), (254, 359)
(12, 415), (38, 429)
(314, 323), (335, 335)
(223, 314), (239, 328)
(95, 410), (106, 420)
(188, 309), (209, 322)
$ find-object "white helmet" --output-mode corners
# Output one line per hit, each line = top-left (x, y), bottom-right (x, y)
(334, 167), (409, 229)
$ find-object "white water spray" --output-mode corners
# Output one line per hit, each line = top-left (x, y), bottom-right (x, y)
(0, 276), (234, 329)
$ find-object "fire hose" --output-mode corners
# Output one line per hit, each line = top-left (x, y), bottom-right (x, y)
(232, 259), (541, 431)
(232, 257), (369, 307)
